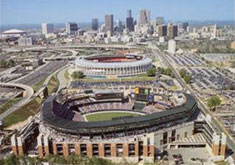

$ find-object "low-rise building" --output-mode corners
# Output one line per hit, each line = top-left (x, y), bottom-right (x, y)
(231, 41), (235, 50)
(18, 37), (34, 46)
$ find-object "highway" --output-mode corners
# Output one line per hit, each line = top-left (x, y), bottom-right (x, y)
(0, 64), (68, 120)
(150, 45), (235, 159)
(0, 83), (34, 120)
(57, 66), (69, 93)
(0, 48), (82, 121)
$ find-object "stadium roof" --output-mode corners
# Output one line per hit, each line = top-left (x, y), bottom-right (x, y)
(93, 90), (123, 94)
(3, 29), (26, 34)
(75, 57), (152, 69)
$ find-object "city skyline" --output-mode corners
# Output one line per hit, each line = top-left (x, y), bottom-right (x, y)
(1, 0), (234, 25)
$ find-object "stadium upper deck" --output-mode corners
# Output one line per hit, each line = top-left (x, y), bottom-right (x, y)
(74, 54), (152, 78)
(41, 93), (197, 136)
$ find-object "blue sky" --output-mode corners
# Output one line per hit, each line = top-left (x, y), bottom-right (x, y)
(1, 0), (234, 25)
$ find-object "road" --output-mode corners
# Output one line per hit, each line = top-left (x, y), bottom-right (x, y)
(0, 64), (67, 120)
(0, 83), (34, 120)
(57, 66), (69, 93)
(0, 47), (75, 121)
(150, 45), (235, 159)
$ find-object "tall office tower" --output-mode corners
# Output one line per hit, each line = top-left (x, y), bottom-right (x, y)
(127, 10), (132, 18)
(116, 20), (122, 28)
(126, 10), (134, 32)
(158, 25), (167, 37)
(115, 19), (123, 32)
(92, 18), (99, 31)
(168, 25), (178, 39)
(41, 23), (54, 35)
(66, 22), (78, 35)
(156, 17), (164, 25)
(138, 9), (151, 25)
(182, 22), (189, 31)
(105, 14), (114, 35)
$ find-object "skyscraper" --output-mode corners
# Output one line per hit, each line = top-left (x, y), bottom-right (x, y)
(156, 17), (164, 25)
(182, 22), (189, 31)
(66, 22), (78, 35)
(127, 10), (132, 18)
(105, 14), (114, 35)
(116, 20), (122, 28)
(158, 25), (167, 37)
(126, 10), (134, 32)
(115, 19), (123, 32)
(92, 19), (98, 31)
(138, 9), (151, 25)
(41, 23), (54, 35)
(168, 25), (178, 39)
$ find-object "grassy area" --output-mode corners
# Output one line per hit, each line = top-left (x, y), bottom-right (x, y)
(0, 98), (21, 115)
(214, 161), (227, 165)
(64, 70), (70, 81)
(3, 97), (42, 128)
(47, 74), (59, 95)
(33, 78), (46, 91)
(85, 112), (140, 122)
(170, 86), (179, 91)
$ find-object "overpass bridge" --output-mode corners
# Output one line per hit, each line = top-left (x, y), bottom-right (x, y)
(0, 83), (34, 120)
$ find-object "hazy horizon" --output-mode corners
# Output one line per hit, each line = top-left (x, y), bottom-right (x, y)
(1, 0), (234, 25)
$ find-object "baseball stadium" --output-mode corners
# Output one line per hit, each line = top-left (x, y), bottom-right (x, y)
(41, 90), (197, 136)
(11, 85), (227, 164)
(35, 86), (199, 163)
(74, 54), (152, 78)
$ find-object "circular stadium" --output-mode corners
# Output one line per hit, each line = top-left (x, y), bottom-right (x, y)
(74, 54), (152, 78)
(41, 88), (198, 137)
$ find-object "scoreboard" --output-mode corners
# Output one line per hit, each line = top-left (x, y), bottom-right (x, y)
(95, 92), (124, 100)
(135, 87), (151, 102)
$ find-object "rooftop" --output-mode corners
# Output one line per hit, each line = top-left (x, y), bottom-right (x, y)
(3, 29), (26, 34)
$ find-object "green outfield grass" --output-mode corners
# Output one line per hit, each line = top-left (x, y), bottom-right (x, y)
(85, 112), (140, 122)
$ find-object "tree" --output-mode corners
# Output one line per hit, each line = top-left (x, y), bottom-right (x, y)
(179, 68), (187, 78)
(72, 71), (85, 79)
(207, 96), (221, 111)
(8, 59), (15, 67)
(164, 68), (172, 76)
(157, 67), (174, 77)
(0, 59), (15, 68)
(0, 60), (7, 68)
(231, 61), (235, 68)
(5, 154), (17, 165)
(228, 84), (235, 90)
(183, 75), (191, 84)
(157, 67), (164, 74)
(147, 68), (156, 77)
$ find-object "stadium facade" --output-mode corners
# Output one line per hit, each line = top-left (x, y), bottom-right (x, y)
(74, 55), (152, 78)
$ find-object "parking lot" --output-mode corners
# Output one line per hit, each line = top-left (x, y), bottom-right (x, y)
(166, 54), (206, 67)
(186, 67), (235, 92)
(165, 52), (235, 144)
(167, 148), (213, 165)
